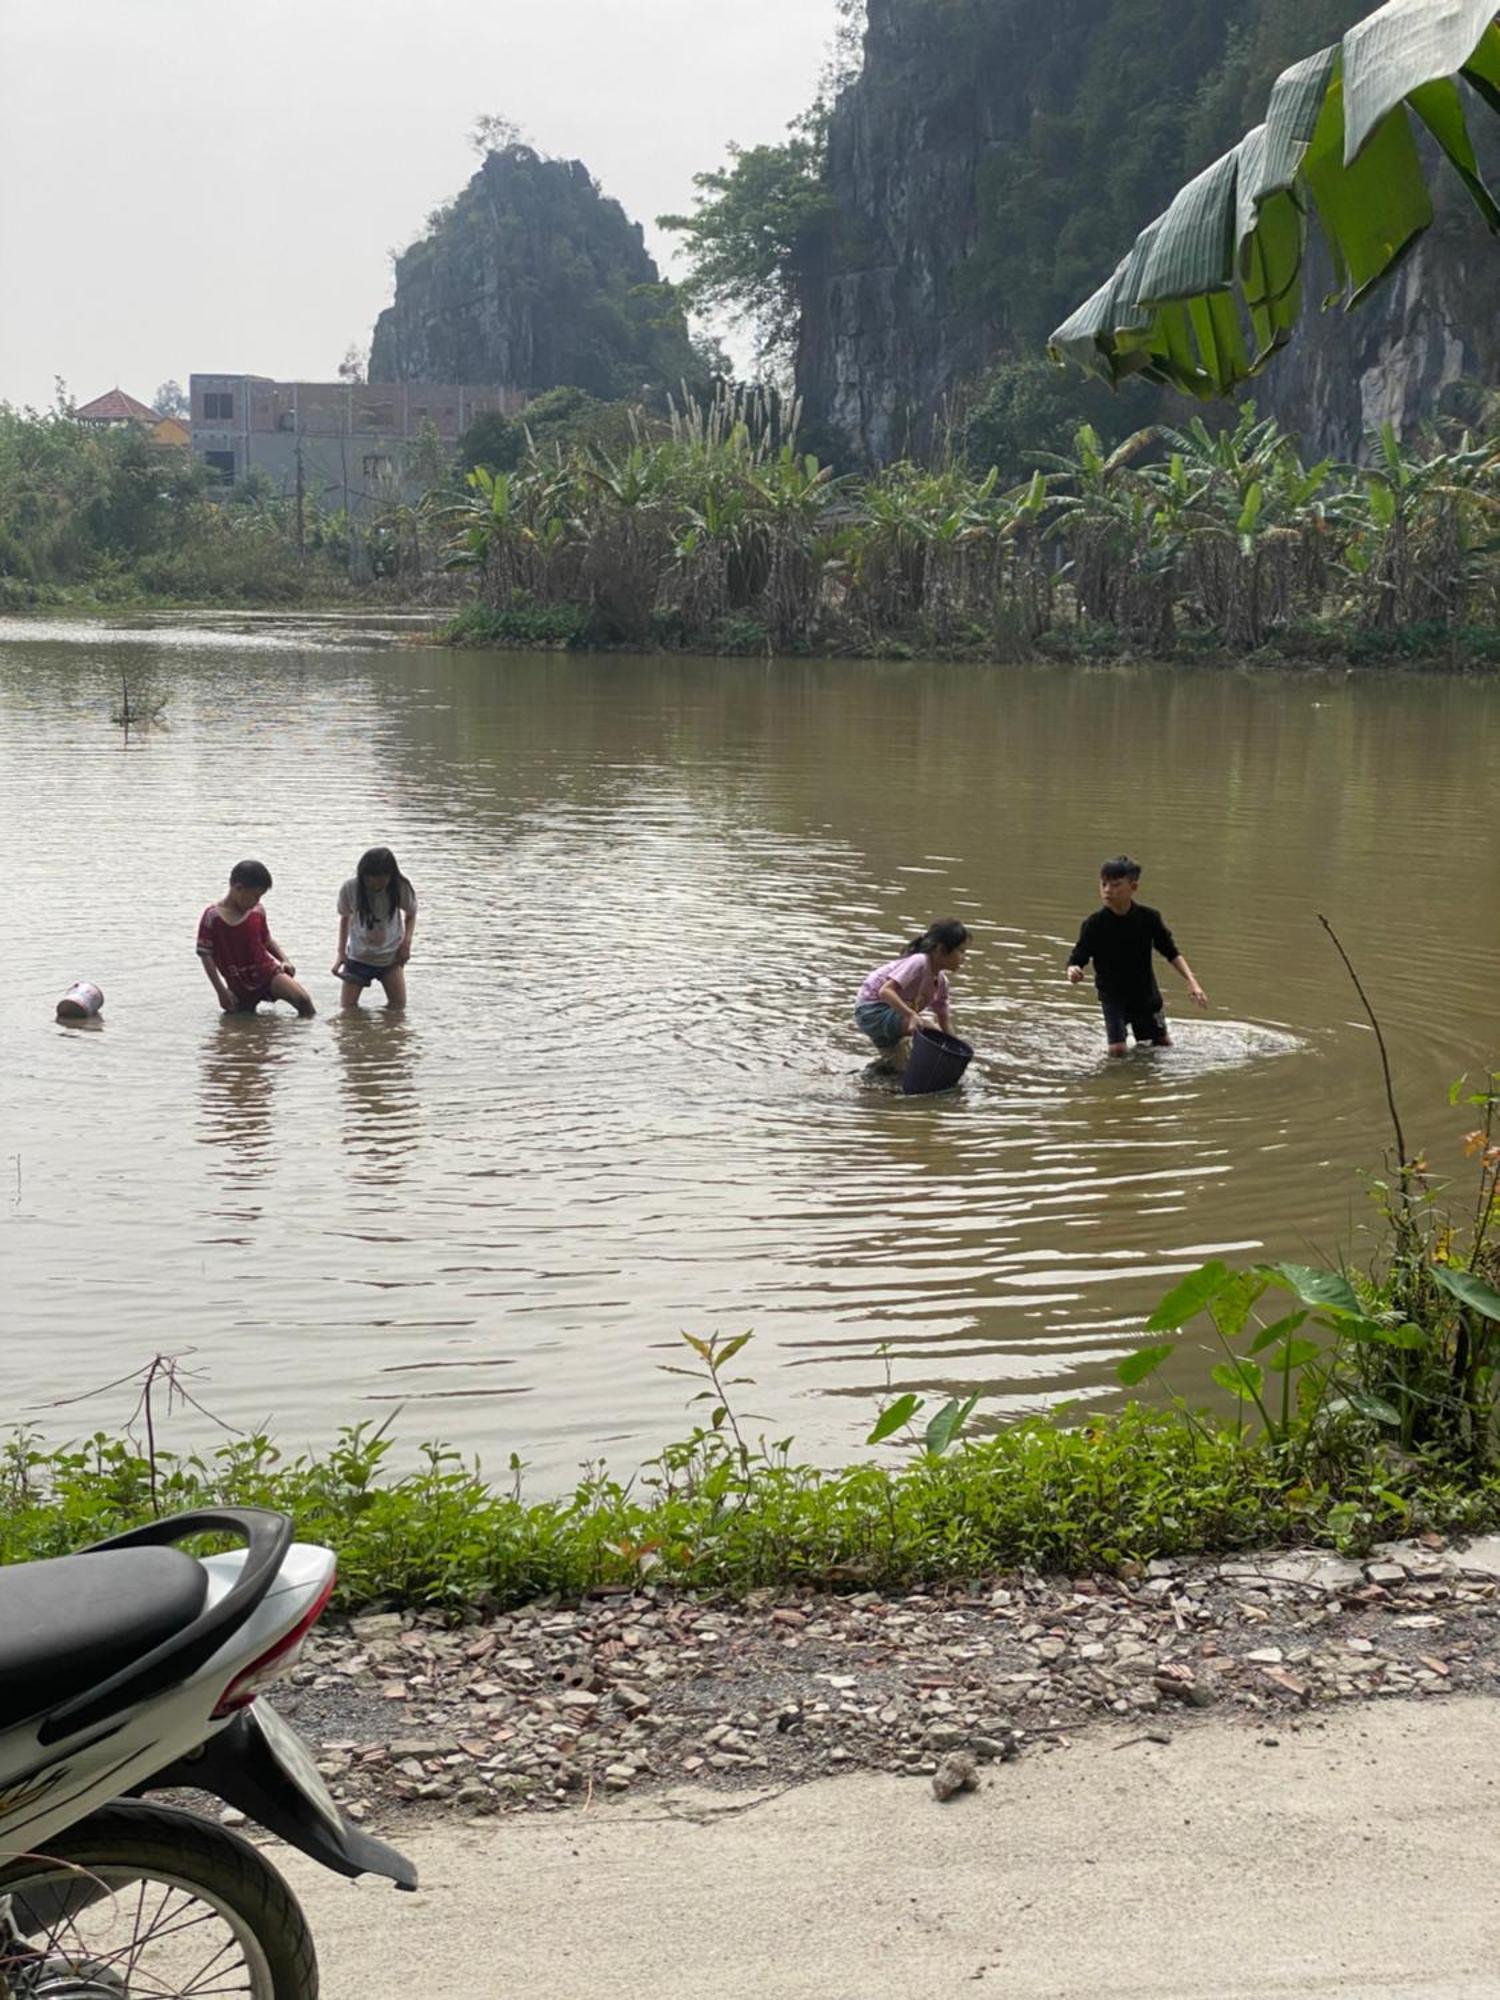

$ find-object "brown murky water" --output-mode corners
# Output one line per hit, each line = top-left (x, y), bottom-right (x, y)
(3, 618), (1497, 1480)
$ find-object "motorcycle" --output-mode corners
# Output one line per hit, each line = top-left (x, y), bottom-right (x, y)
(0, 1507), (416, 1998)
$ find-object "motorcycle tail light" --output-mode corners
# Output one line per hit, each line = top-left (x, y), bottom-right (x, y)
(211, 1572), (337, 1717)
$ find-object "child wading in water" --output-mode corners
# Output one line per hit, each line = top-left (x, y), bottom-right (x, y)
(854, 920), (970, 1067)
(1067, 855), (1206, 1055)
(334, 847), (417, 1010)
(196, 860), (315, 1016)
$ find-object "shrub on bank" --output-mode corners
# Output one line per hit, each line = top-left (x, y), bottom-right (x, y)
(1, 1394), (1495, 1615)
(442, 601), (591, 649)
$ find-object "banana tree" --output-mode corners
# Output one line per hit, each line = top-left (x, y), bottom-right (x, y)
(1049, 0), (1500, 398)
(1331, 419), (1500, 624)
(745, 448), (842, 649)
(1038, 424), (1181, 642)
(1152, 407), (1334, 646)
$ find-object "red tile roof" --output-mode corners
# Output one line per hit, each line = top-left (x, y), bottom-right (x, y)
(73, 387), (162, 424)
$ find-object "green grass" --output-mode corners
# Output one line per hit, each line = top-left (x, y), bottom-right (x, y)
(5, 1402), (1497, 1615)
(440, 601), (591, 649)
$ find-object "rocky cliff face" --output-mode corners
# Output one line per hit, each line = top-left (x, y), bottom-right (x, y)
(797, 0), (1500, 464)
(370, 147), (698, 399)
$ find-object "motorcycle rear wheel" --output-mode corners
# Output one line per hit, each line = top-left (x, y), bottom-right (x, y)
(0, 1802), (317, 1998)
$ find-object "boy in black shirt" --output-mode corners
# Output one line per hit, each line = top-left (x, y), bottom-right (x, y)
(1067, 855), (1208, 1056)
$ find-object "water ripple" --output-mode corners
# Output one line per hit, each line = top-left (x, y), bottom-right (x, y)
(2, 634), (1496, 1479)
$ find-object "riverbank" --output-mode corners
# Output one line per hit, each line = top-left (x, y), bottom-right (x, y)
(438, 602), (1500, 671)
(9, 1395), (1500, 1618)
(0, 581), (453, 618)
(5, 595), (1499, 673)
(271, 1532), (1500, 1826)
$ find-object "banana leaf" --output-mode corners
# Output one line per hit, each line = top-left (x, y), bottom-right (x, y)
(1049, 0), (1500, 397)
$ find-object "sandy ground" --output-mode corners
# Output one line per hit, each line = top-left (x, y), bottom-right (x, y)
(278, 1693), (1500, 2000)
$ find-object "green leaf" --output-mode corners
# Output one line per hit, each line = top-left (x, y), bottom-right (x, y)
(713, 1333), (755, 1367)
(1300, 82), (1433, 303)
(1463, 21), (1500, 117)
(1211, 1269), (1270, 1340)
(1116, 1342), (1175, 1388)
(1130, 147), (1240, 302)
(1211, 1358), (1265, 1402)
(1236, 481), (1265, 537)
(924, 1394), (979, 1457)
(1187, 289), (1250, 386)
(1271, 1263), (1362, 1316)
(1342, 1318), (1429, 1350)
(1146, 1260), (1234, 1332)
(1407, 78), (1500, 230)
(866, 1393), (922, 1446)
(1252, 45), (1342, 197)
(1345, 1390), (1403, 1428)
(1432, 1266), (1500, 1322)
(1342, 0), (1500, 164)
(1265, 1338), (1322, 1374)
(1367, 480), (1398, 527)
(1049, 1), (1500, 398)
(1248, 1310), (1310, 1354)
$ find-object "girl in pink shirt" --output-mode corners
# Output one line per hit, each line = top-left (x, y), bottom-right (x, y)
(854, 919), (970, 1062)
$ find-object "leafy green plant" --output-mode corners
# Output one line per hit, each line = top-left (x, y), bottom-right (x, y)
(866, 1377), (981, 1459)
(1119, 1068), (1500, 1469)
(1051, 0), (1500, 398)
(1121, 1257), (1388, 1447)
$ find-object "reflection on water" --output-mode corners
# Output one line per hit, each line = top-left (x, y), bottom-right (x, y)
(198, 1015), (286, 1186)
(2, 631), (1498, 1480)
(332, 1010), (422, 1185)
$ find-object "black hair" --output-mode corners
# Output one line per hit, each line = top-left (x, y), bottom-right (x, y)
(906, 918), (971, 956)
(1100, 856), (1142, 882)
(355, 846), (412, 931)
(229, 859), (273, 892)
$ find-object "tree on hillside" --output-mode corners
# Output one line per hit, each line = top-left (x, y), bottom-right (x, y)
(659, 1), (866, 366)
(822, 0), (868, 97)
(659, 126), (833, 364)
(152, 380), (189, 417)
(1050, 0), (1500, 399)
(471, 112), (527, 158)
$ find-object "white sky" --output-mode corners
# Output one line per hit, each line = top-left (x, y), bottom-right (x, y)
(0, 0), (840, 410)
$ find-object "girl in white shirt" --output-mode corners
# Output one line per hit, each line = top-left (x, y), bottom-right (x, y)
(334, 846), (418, 1010)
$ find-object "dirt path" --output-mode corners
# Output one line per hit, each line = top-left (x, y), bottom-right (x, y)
(277, 1692), (1500, 1998)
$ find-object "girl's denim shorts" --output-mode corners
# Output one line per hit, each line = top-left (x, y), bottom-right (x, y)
(342, 958), (396, 987)
(854, 1001), (909, 1049)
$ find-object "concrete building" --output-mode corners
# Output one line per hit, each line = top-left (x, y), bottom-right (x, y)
(189, 375), (528, 515)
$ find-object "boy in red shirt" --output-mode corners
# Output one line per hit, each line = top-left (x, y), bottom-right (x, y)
(196, 859), (316, 1016)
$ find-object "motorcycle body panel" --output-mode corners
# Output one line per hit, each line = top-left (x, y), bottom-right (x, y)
(151, 1708), (417, 1889)
(0, 1535), (414, 1890)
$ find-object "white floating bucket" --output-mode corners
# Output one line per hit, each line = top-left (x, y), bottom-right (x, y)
(56, 981), (104, 1020)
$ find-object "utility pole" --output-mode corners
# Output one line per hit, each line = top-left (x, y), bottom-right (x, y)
(295, 433), (306, 560)
(293, 383), (305, 560)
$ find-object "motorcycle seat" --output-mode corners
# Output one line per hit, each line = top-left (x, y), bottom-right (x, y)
(0, 1547), (209, 1724)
